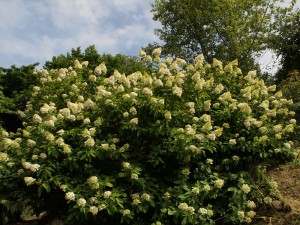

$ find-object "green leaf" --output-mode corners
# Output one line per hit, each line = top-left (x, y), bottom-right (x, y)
(42, 183), (50, 193)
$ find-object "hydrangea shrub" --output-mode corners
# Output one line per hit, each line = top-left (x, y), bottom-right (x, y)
(0, 49), (298, 224)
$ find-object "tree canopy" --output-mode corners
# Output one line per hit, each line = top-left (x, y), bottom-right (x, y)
(44, 45), (151, 75)
(273, 9), (300, 84)
(150, 0), (296, 72)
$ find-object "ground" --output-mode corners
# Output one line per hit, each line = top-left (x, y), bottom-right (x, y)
(252, 163), (300, 225)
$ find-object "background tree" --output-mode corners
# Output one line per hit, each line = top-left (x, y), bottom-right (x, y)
(0, 64), (39, 131)
(44, 45), (152, 75)
(149, 0), (296, 73)
(272, 10), (300, 84)
(269, 10), (300, 126)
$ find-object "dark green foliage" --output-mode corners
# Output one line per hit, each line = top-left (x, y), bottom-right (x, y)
(0, 204), (8, 225)
(274, 10), (300, 84)
(0, 64), (39, 131)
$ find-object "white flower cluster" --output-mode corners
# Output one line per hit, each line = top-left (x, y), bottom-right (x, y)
(178, 203), (195, 214)
(87, 176), (99, 189)
(0, 152), (8, 162)
(65, 192), (75, 201)
(214, 179), (225, 188)
(22, 161), (40, 172)
(24, 177), (36, 186)
(0, 48), (297, 225)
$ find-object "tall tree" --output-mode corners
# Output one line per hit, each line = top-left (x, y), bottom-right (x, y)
(273, 10), (300, 84)
(150, 0), (296, 72)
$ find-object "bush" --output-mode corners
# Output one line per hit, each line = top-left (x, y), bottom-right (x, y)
(279, 70), (300, 121)
(0, 49), (298, 224)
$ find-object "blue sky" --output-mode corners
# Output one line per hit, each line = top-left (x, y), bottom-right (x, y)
(0, 0), (160, 68)
(0, 0), (298, 73)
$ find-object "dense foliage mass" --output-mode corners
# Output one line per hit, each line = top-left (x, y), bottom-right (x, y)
(273, 10), (300, 84)
(149, 0), (297, 72)
(0, 64), (39, 131)
(279, 71), (300, 125)
(0, 49), (298, 224)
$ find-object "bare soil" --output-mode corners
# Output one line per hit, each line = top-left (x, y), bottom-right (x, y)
(252, 163), (300, 225)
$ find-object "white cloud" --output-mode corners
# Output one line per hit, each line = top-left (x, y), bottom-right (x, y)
(0, 0), (160, 67)
(1, 0), (299, 69)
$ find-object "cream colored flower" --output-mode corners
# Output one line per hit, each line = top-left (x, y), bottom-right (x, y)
(103, 191), (112, 199)
(27, 139), (36, 147)
(155, 79), (164, 87)
(176, 58), (187, 67)
(85, 138), (95, 147)
(214, 179), (224, 188)
(129, 118), (138, 125)
(141, 193), (151, 201)
(129, 107), (137, 115)
(181, 168), (190, 176)
(229, 139), (236, 145)
(77, 198), (86, 207)
(0, 152), (8, 162)
(84, 99), (95, 109)
(172, 86), (183, 97)
(89, 206), (98, 215)
(263, 196), (273, 205)
(81, 61), (89, 67)
(122, 162), (131, 169)
(213, 58), (223, 69)
(65, 192), (75, 201)
(192, 187), (200, 194)
(199, 208), (208, 215)
(46, 133), (55, 141)
(208, 133), (216, 140)
(101, 143), (109, 150)
(122, 209), (131, 216)
(139, 49), (146, 57)
(247, 210), (256, 218)
(131, 173), (139, 180)
(29, 163), (40, 172)
(237, 211), (245, 219)
(44, 120), (55, 127)
(247, 200), (256, 209)
(178, 203), (188, 211)
(98, 204), (106, 211)
(164, 111), (172, 120)
(241, 184), (251, 194)
(94, 62), (107, 75)
(55, 137), (64, 146)
(152, 47), (162, 56)
(214, 84), (224, 94)
(33, 114), (42, 123)
(206, 159), (213, 164)
(74, 60), (82, 69)
(24, 177), (36, 186)
(63, 144), (72, 154)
